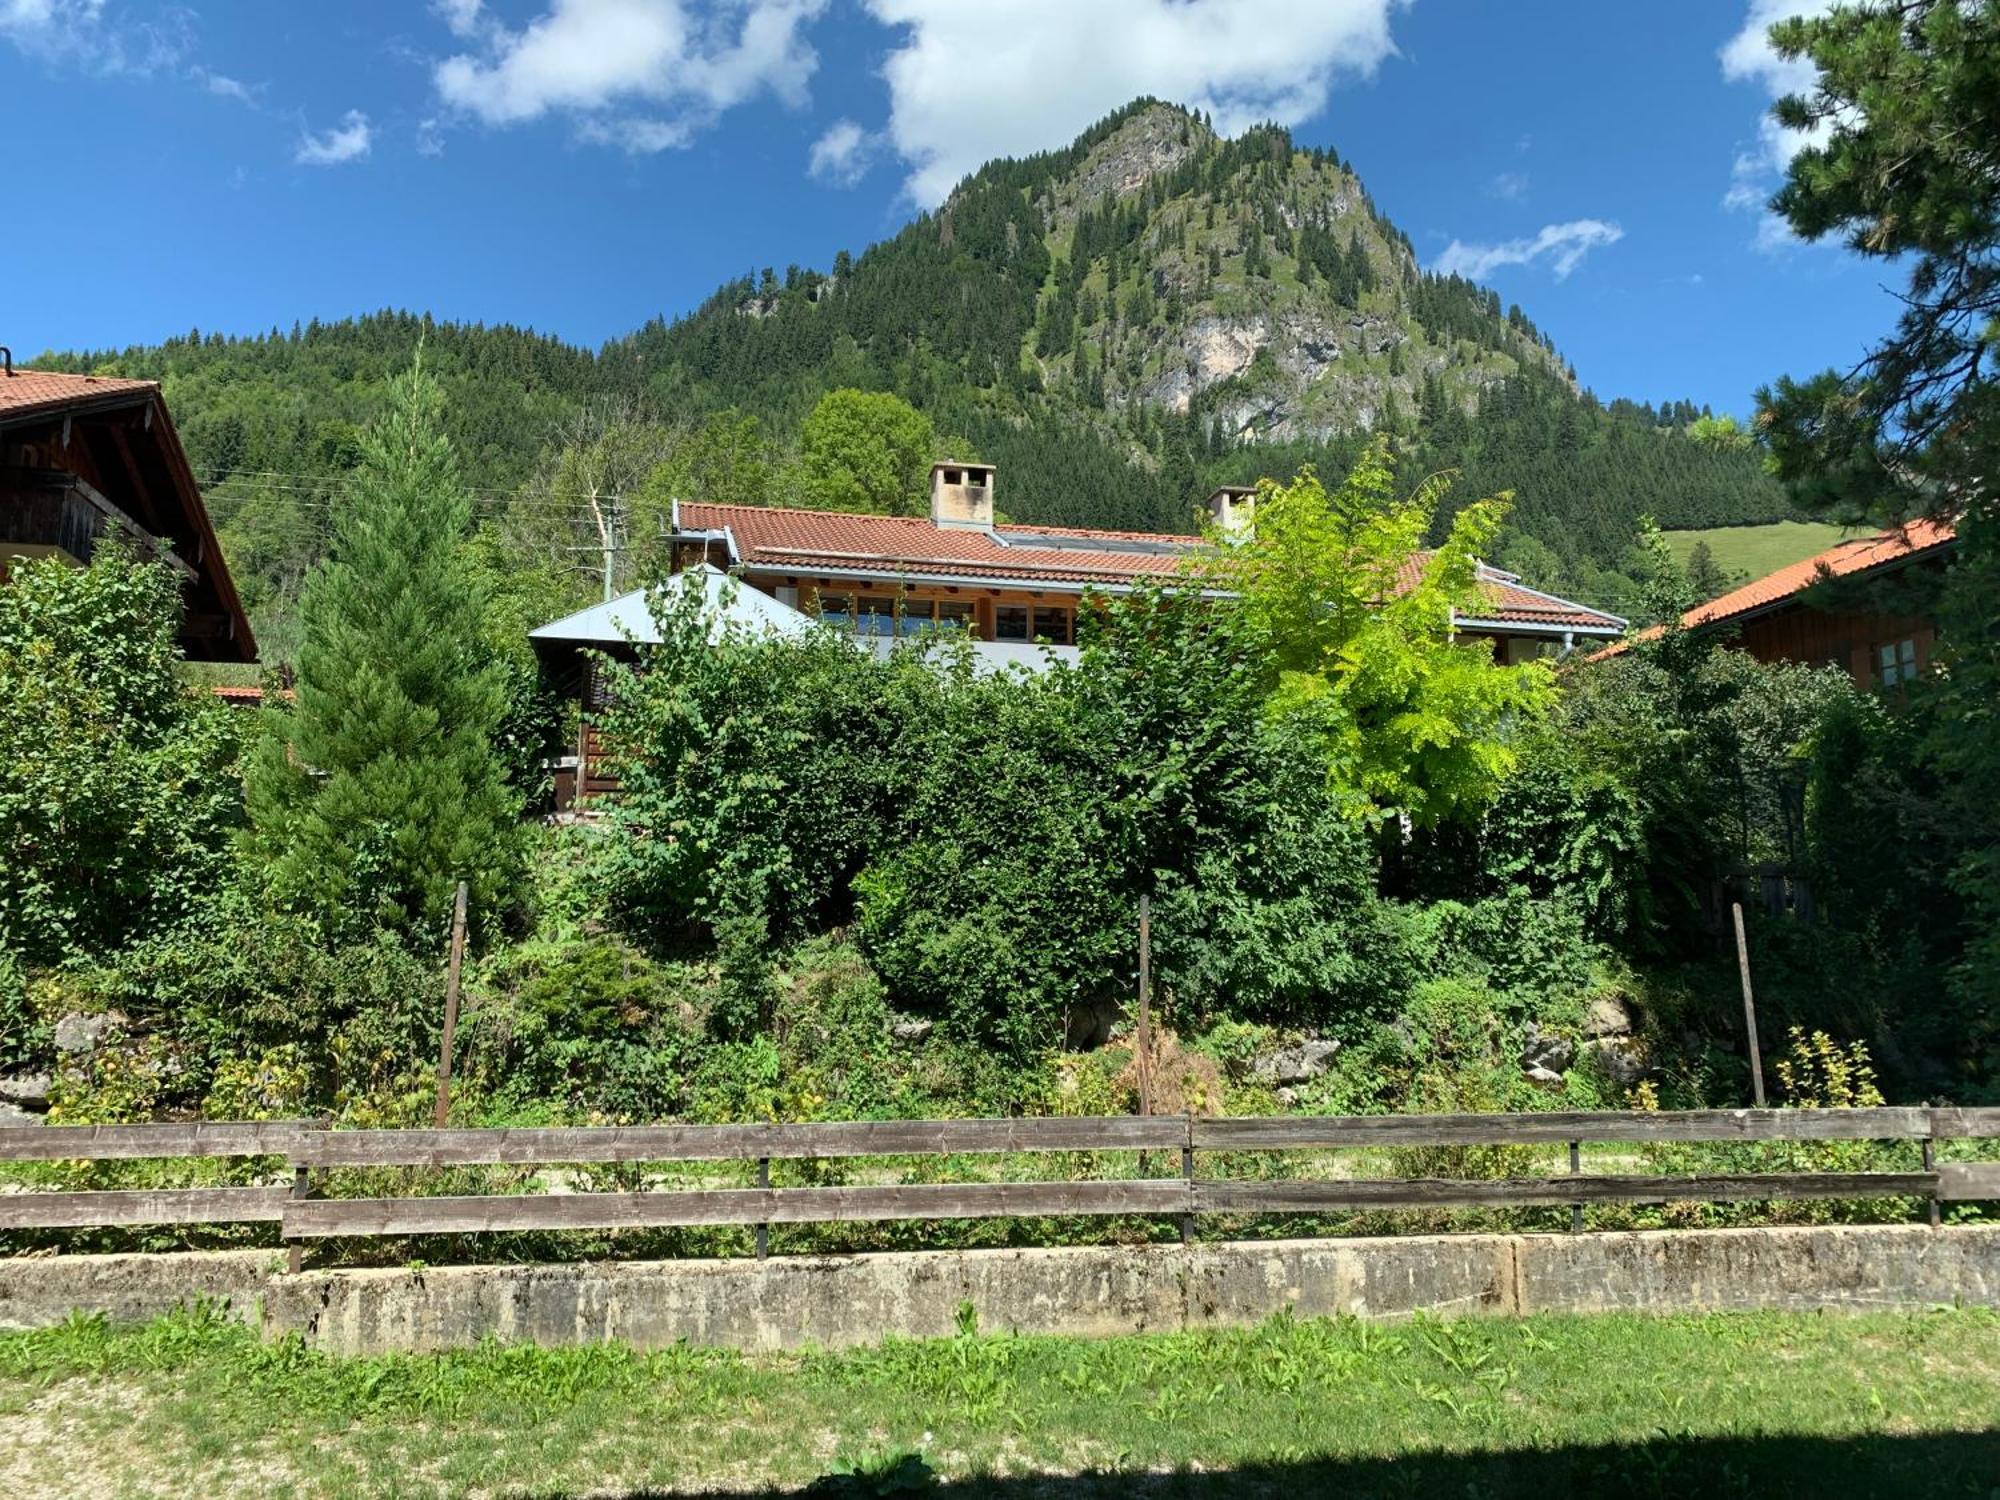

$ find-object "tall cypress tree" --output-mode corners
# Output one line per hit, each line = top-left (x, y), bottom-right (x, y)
(247, 363), (518, 941)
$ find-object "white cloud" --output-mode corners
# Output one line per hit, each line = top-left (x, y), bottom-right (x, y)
(1720, 0), (1826, 117)
(578, 113), (696, 152)
(199, 69), (257, 105)
(1719, 1), (1834, 250)
(1487, 170), (1528, 201)
(433, 0), (828, 153)
(1433, 219), (1623, 282)
(434, 0), (487, 40)
(295, 110), (374, 167)
(1, 0), (189, 72)
(1, 0), (102, 52)
(808, 117), (874, 186)
(862, 0), (1405, 207)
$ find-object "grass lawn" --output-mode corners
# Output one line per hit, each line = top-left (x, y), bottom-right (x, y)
(1662, 521), (1859, 585)
(1, 1302), (1995, 1498)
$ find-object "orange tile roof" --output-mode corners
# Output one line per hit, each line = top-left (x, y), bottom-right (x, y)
(209, 684), (294, 704)
(679, 501), (1190, 586)
(677, 501), (1625, 633)
(1590, 518), (1957, 660)
(0, 369), (158, 420)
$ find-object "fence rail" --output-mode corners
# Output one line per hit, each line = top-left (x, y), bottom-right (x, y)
(1, 1109), (1996, 1250)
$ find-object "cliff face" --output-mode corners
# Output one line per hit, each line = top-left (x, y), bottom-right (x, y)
(994, 101), (1563, 443)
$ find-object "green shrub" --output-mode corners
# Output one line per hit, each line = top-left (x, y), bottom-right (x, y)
(0, 547), (243, 967)
(0, 952), (47, 1073)
(464, 936), (698, 1120)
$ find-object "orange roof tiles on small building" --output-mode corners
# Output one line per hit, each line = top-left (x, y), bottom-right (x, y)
(1591, 518), (1957, 662)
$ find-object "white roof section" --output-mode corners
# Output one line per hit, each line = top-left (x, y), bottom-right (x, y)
(529, 565), (819, 647)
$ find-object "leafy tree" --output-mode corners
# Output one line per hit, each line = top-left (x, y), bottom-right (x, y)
(1688, 413), (1753, 452)
(1753, 0), (2000, 1036)
(596, 578), (905, 965)
(645, 408), (775, 512)
(798, 388), (936, 516)
(505, 404), (681, 602)
(1198, 441), (1556, 824)
(245, 365), (520, 941)
(0, 548), (240, 967)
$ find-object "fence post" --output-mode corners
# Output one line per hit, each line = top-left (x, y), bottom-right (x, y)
(1922, 1110), (1941, 1229)
(1731, 902), (1766, 1107)
(1180, 1122), (1195, 1246)
(1568, 1140), (1583, 1234)
(286, 1163), (310, 1275)
(1136, 894), (1154, 1120)
(755, 1156), (770, 1260)
(434, 881), (470, 1128)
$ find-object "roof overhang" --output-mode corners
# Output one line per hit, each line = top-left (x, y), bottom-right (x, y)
(1455, 617), (1624, 638)
(1, 381), (255, 662)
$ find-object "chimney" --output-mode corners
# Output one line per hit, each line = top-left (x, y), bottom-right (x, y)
(1205, 484), (1257, 540)
(931, 461), (995, 530)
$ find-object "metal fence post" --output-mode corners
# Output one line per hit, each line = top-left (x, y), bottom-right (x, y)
(1568, 1140), (1583, 1234)
(1180, 1131), (1195, 1246)
(1922, 1132), (1941, 1229)
(434, 882), (470, 1128)
(755, 1156), (770, 1260)
(286, 1163), (310, 1274)
(1732, 902), (1766, 1107)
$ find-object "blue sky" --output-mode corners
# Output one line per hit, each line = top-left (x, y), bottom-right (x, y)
(3, 0), (1892, 418)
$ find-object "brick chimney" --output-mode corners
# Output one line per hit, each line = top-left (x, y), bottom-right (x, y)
(931, 461), (995, 530)
(1205, 484), (1257, 540)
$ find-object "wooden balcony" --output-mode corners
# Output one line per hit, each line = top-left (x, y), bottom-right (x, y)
(0, 467), (195, 577)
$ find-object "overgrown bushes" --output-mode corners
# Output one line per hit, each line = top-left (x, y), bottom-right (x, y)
(2, 404), (1987, 1151)
(0, 546), (243, 968)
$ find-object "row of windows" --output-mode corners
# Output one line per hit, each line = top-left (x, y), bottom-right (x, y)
(810, 592), (1076, 646)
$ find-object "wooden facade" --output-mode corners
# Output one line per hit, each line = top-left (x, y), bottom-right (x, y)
(1593, 520), (1957, 692)
(0, 369), (254, 661)
(1734, 601), (1939, 688)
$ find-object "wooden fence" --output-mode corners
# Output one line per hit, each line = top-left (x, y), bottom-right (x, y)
(2, 1109), (1996, 1257)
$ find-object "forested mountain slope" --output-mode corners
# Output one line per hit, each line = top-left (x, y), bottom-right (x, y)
(38, 100), (1786, 652)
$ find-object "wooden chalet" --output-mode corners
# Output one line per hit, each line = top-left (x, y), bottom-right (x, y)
(531, 463), (1626, 807)
(1595, 519), (1957, 688)
(0, 359), (254, 661)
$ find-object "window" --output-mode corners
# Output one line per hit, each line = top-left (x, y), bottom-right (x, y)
(856, 596), (897, 637)
(1032, 606), (1075, 645)
(882, 596), (976, 635)
(1876, 638), (1917, 688)
(994, 603), (1074, 644)
(813, 591), (853, 631)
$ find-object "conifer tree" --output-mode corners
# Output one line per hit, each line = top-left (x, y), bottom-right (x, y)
(1684, 539), (1732, 601)
(246, 363), (519, 941)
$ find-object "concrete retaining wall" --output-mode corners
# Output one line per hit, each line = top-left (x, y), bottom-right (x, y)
(1, 1225), (1994, 1357)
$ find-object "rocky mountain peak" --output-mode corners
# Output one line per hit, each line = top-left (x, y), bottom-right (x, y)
(1043, 100), (1215, 225)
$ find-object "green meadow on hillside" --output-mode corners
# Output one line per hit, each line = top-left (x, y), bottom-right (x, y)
(1662, 521), (1857, 589)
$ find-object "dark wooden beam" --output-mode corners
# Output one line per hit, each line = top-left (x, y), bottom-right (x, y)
(180, 611), (238, 641)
